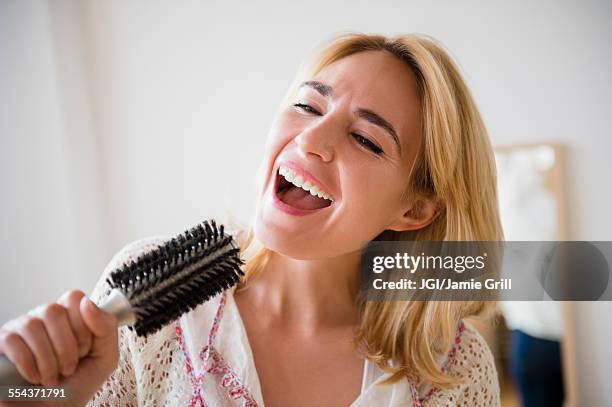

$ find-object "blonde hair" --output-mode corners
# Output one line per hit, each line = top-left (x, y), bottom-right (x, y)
(235, 33), (503, 389)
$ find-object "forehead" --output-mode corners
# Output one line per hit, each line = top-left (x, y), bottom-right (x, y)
(311, 51), (421, 150)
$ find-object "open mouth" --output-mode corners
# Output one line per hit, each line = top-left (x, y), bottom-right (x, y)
(275, 167), (334, 211)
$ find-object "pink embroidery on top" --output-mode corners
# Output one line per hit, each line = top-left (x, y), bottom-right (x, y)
(175, 293), (259, 407)
(176, 323), (208, 407)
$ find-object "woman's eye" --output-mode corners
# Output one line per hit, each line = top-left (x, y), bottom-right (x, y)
(352, 133), (384, 155)
(292, 102), (383, 156)
(293, 103), (321, 115)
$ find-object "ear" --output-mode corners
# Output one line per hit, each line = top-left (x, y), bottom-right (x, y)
(386, 197), (442, 232)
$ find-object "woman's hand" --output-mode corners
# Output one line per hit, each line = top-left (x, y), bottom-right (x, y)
(0, 290), (119, 406)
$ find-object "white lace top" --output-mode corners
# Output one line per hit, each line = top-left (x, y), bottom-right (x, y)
(87, 236), (500, 407)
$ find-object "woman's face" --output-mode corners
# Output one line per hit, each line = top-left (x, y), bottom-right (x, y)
(254, 50), (423, 259)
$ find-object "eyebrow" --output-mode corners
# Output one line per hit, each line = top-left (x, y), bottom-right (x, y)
(300, 80), (402, 155)
(301, 80), (334, 98)
(355, 108), (401, 155)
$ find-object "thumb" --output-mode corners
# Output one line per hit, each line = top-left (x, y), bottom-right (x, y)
(60, 299), (119, 405)
(80, 297), (118, 344)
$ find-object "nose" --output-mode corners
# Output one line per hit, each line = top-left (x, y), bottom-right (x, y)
(294, 116), (341, 163)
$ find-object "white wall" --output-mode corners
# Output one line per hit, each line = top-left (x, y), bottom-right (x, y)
(0, 0), (109, 321)
(1, 0), (611, 404)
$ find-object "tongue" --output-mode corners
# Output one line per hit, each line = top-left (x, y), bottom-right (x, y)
(280, 186), (330, 210)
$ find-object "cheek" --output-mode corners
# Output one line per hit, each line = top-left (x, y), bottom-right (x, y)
(266, 111), (301, 147)
(260, 115), (298, 178)
(340, 164), (405, 221)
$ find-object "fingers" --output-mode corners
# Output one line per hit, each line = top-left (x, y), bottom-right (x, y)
(0, 290), (95, 386)
(38, 303), (79, 377)
(58, 290), (92, 358)
(0, 330), (39, 384)
(0, 291), (121, 407)
(17, 316), (59, 386)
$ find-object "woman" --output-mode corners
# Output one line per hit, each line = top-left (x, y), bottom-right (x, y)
(0, 33), (503, 406)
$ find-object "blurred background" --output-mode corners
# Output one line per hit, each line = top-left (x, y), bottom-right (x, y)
(1, 0), (610, 405)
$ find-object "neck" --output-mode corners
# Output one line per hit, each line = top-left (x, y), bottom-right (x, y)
(239, 249), (362, 334)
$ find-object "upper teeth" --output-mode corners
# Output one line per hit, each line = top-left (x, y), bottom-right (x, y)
(279, 165), (333, 201)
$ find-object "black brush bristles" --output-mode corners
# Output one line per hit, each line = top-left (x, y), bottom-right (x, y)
(106, 220), (244, 336)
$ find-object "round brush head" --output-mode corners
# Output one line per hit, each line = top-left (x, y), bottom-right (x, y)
(106, 220), (244, 336)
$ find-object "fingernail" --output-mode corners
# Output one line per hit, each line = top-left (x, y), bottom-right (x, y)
(81, 296), (95, 307)
(87, 298), (100, 310)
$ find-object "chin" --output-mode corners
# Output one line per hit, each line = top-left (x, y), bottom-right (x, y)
(253, 216), (309, 259)
(252, 211), (333, 260)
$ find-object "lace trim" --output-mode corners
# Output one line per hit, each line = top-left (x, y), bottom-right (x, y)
(175, 293), (258, 407)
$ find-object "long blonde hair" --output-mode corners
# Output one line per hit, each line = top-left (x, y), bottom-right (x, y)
(235, 33), (503, 389)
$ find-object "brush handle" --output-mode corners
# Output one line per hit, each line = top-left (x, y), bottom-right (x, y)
(0, 289), (134, 386)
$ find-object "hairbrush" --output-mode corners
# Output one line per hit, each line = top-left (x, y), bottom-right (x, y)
(0, 219), (244, 385)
